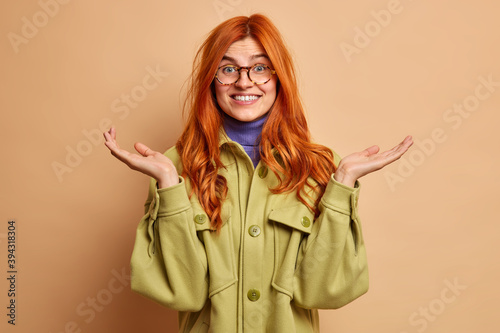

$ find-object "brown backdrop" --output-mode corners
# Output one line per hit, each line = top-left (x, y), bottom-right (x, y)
(1, 0), (499, 332)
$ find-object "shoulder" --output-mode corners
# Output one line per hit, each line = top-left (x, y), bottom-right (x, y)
(311, 143), (342, 168)
(164, 145), (180, 159)
(331, 149), (342, 168)
(164, 145), (184, 173)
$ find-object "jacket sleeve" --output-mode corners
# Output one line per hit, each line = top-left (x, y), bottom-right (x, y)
(130, 176), (209, 312)
(292, 157), (369, 309)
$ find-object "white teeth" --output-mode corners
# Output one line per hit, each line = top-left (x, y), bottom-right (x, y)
(234, 95), (259, 101)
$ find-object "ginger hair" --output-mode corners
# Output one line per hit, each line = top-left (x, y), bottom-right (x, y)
(176, 14), (336, 232)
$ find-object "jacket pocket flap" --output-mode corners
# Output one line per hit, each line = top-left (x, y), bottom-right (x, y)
(268, 204), (314, 234)
(192, 200), (231, 232)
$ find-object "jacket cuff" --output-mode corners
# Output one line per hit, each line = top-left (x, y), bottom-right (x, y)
(321, 174), (360, 216)
(154, 176), (191, 217)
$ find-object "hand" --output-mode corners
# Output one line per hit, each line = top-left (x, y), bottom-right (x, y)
(334, 135), (413, 187)
(103, 127), (179, 188)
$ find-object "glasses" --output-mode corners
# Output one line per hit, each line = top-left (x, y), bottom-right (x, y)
(214, 64), (276, 85)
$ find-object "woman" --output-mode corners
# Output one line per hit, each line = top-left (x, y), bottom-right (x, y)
(104, 14), (412, 333)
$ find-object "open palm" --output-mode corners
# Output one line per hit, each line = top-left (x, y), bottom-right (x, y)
(334, 135), (413, 187)
(103, 127), (179, 188)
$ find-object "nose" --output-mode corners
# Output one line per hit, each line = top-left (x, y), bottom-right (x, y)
(234, 68), (254, 89)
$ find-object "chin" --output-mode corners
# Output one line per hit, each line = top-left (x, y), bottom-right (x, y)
(232, 112), (266, 122)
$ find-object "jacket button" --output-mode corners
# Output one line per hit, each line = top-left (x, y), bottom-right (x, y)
(247, 289), (260, 301)
(194, 214), (207, 224)
(301, 216), (311, 228)
(248, 225), (261, 237)
(258, 166), (268, 178)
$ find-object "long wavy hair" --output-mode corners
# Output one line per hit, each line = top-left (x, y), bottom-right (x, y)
(176, 14), (336, 232)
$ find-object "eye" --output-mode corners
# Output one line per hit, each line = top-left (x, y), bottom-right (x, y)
(222, 66), (237, 74)
(252, 65), (267, 72)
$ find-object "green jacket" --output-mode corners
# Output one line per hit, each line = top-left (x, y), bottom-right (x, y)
(130, 132), (369, 332)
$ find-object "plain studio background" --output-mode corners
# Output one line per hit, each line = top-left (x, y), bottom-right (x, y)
(1, 0), (499, 332)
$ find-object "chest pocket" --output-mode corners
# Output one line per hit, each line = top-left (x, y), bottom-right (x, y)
(269, 203), (315, 298)
(191, 199), (237, 298)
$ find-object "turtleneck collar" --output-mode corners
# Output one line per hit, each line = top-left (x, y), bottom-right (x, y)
(222, 112), (269, 168)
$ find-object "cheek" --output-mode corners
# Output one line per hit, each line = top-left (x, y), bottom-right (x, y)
(215, 85), (229, 106)
(264, 81), (278, 102)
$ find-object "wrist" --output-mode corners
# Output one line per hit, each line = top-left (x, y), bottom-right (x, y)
(333, 168), (356, 188)
(157, 174), (179, 189)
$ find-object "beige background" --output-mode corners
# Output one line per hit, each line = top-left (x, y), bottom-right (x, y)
(1, 0), (499, 332)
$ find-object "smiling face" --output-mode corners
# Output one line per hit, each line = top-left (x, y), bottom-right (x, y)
(214, 37), (278, 122)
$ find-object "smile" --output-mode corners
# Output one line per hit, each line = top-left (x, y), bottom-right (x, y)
(232, 95), (260, 101)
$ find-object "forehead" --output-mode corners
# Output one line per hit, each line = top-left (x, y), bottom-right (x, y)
(222, 37), (268, 62)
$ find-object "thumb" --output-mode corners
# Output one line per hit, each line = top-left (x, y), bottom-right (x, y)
(134, 142), (154, 157)
(364, 145), (380, 156)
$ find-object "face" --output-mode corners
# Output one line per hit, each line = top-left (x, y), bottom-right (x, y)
(214, 37), (278, 122)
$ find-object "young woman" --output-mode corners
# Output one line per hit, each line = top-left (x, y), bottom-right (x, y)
(104, 14), (412, 333)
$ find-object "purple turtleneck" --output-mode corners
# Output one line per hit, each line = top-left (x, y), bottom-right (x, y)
(222, 112), (268, 168)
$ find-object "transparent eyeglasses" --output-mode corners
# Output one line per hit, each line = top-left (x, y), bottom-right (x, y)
(214, 64), (276, 85)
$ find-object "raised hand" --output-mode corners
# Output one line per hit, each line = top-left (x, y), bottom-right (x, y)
(334, 135), (413, 187)
(103, 127), (179, 189)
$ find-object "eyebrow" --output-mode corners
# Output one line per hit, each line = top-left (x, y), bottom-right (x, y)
(221, 54), (270, 63)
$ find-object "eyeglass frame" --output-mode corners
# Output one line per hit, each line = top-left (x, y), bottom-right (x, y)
(214, 64), (277, 86)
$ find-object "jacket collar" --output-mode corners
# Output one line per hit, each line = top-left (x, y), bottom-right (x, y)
(218, 126), (232, 148)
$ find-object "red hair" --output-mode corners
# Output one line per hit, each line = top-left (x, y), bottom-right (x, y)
(176, 14), (336, 232)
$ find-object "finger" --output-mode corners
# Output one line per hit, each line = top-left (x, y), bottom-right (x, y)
(103, 132), (115, 149)
(403, 135), (413, 148)
(380, 143), (405, 157)
(363, 145), (380, 156)
(380, 145), (408, 160)
(397, 135), (413, 150)
(392, 136), (413, 155)
(134, 142), (155, 157)
(103, 135), (130, 162)
(378, 137), (414, 164)
(380, 136), (413, 156)
(103, 127), (116, 143)
(109, 127), (115, 140)
(107, 145), (134, 165)
(103, 130), (120, 151)
(103, 132), (114, 146)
